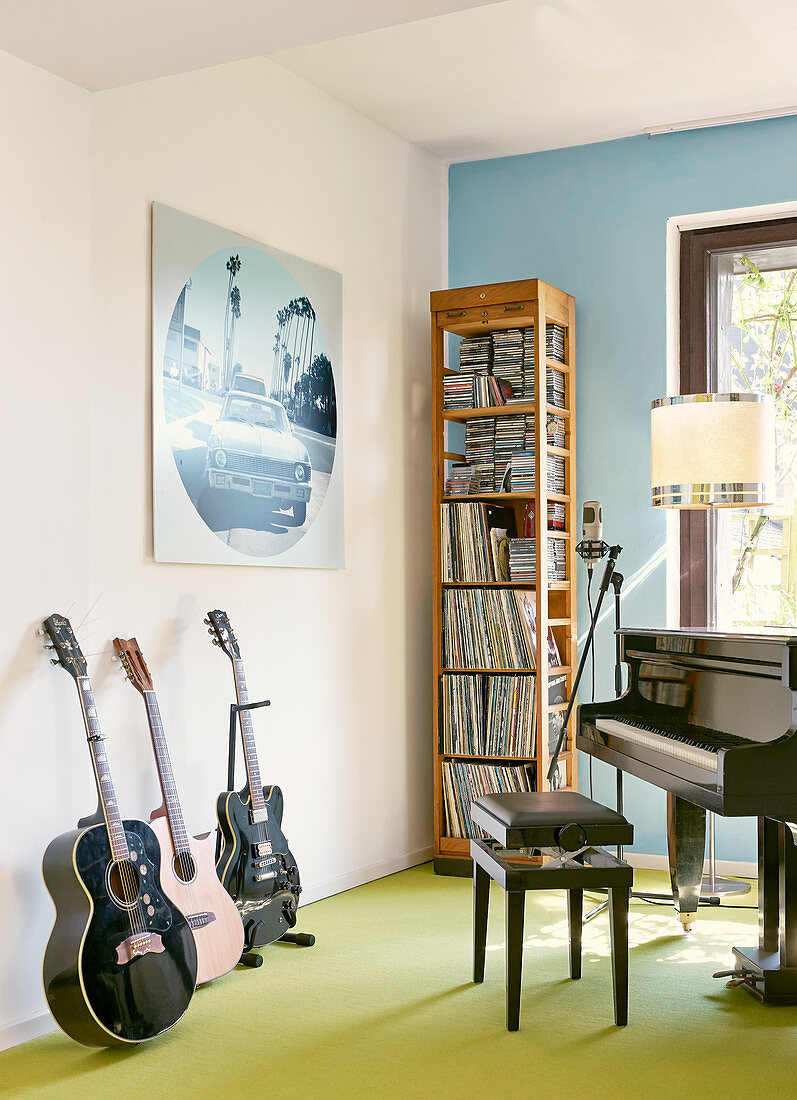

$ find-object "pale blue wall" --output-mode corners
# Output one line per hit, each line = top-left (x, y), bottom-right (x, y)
(449, 117), (797, 861)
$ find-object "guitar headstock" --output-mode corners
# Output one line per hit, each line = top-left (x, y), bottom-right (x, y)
(42, 614), (88, 680)
(113, 637), (153, 695)
(204, 609), (240, 661)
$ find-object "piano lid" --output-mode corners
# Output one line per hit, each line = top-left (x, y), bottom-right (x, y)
(617, 626), (797, 644)
(615, 628), (794, 744)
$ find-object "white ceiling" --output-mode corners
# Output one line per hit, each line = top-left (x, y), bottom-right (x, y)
(3, 0), (797, 162)
(0, 0), (504, 92)
(273, 0), (797, 161)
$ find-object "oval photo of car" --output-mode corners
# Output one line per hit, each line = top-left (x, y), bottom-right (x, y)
(162, 246), (337, 558)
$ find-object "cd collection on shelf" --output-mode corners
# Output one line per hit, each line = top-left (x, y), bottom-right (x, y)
(442, 760), (534, 839)
(442, 588), (536, 669)
(548, 500), (566, 530)
(443, 325), (565, 411)
(442, 674), (536, 757)
(508, 537), (567, 583)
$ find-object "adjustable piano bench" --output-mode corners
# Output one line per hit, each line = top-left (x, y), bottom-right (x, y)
(470, 791), (634, 1029)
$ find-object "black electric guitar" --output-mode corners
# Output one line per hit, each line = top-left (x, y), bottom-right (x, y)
(41, 615), (197, 1047)
(206, 610), (302, 947)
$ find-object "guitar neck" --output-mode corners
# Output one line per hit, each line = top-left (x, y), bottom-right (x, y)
(76, 676), (129, 862)
(231, 659), (266, 812)
(141, 689), (190, 855)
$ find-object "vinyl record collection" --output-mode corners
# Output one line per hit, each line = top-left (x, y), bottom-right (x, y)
(442, 760), (534, 839)
(442, 588), (536, 669)
(441, 674), (537, 757)
(440, 502), (515, 581)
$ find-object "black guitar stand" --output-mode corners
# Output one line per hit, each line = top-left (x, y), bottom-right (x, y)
(217, 699), (315, 968)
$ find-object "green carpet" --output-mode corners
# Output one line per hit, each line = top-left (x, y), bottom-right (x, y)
(2, 864), (794, 1099)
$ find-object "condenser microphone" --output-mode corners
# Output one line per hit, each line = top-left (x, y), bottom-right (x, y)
(582, 500), (602, 542)
(576, 500), (609, 569)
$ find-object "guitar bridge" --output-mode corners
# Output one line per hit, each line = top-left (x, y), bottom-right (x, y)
(115, 932), (164, 965)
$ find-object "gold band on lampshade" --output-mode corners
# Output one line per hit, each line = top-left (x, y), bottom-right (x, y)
(651, 393), (775, 509)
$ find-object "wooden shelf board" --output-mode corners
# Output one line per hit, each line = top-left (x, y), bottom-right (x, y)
(440, 580), (568, 591)
(441, 753), (538, 762)
(441, 668), (535, 674)
(546, 359), (570, 373)
(547, 665), (572, 675)
(441, 581), (536, 589)
(443, 366), (458, 376)
(548, 617), (573, 626)
(443, 493), (571, 504)
(549, 701), (570, 713)
(547, 445), (570, 457)
(546, 404), (569, 418)
(443, 402), (536, 422)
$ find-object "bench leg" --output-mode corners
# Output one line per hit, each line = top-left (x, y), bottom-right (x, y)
(505, 891), (525, 1031)
(609, 885), (630, 1026)
(473, 861), (490, 983)
(567, 888), (583, 979)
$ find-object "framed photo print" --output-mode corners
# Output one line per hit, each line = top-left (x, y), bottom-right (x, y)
(152, 203), (343, 568)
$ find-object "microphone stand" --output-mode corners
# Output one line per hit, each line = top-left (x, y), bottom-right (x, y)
(547, 544), (622, 789)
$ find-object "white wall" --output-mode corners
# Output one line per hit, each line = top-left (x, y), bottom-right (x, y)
(0, 54), (445, 1045)
(0, 48), (92, 1048)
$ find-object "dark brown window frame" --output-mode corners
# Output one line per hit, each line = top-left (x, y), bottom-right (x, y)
(679, 217), (797, 627)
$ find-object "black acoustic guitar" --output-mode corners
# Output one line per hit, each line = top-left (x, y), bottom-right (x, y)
(206, 610), (302, 948)
(41, 614), (197, 1047)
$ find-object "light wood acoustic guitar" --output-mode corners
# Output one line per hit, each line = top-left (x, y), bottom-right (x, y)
(114, 636), (244, 984)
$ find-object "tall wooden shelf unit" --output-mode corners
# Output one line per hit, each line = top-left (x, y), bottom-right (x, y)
(430, 279), (577, 875)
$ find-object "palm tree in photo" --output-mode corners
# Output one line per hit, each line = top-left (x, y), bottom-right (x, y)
(222, 254), (241, 390)
(229, 285), (241, 379)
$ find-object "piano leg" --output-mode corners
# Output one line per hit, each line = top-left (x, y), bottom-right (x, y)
(666, 793), (706, 932)
(759, 816), (779, 954)
(780, 822), (797, 968)
(730, 817), (797, 1003)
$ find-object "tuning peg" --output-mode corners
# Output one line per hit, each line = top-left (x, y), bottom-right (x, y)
(49, 658), (60, 666)
(36, 627), (46, 637)
(203, 617), (210, 625)
(43, 644), (55, 650)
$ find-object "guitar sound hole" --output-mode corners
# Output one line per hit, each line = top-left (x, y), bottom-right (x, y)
(107, 860), (142, 909)
(173, 851), (197, 884)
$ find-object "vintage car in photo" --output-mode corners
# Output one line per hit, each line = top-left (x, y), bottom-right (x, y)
(204, 393), (312, 524)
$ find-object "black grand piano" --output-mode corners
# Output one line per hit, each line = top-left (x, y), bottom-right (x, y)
(578, 627), (797, 1004)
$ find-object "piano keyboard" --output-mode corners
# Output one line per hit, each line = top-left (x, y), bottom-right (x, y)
(594, 719), (721, 773)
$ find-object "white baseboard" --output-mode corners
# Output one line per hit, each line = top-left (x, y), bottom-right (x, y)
(299, 845), (434, 907)
(0, 1011), (56, 1053)
(625, 852), (757, 879)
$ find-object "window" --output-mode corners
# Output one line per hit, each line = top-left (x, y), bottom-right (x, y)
(680, 218), (797, 630)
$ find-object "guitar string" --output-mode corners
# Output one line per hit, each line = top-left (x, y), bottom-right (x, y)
(219, 619), (291, 917)
(145, 690), (201, 928)
(79, 676), (146, 938)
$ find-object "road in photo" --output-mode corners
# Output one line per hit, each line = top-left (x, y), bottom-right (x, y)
(165, 379), (334, 557)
